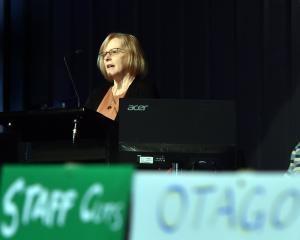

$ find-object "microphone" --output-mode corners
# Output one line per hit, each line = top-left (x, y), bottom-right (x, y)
(63, 50), (83, 108)
(63, 49), (84, 145)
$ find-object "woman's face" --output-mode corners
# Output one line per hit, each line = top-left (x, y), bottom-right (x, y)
(102, 38), (129, 81)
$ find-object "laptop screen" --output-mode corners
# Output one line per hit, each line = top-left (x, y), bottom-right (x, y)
(119, 98), (236, 152)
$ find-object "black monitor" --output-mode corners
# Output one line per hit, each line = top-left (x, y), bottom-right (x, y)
(118, 99), (237, 171)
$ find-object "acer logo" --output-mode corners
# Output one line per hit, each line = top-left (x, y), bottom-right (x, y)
(127, 104), (149, 111)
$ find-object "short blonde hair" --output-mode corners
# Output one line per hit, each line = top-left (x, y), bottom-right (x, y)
(97, 33), (147, 80)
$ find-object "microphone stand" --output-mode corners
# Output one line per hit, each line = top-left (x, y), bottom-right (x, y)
(63, 56), (81, 108)
(63, 54), (81, 145)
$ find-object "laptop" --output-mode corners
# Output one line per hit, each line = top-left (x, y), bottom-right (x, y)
(118, 98), (237, 170)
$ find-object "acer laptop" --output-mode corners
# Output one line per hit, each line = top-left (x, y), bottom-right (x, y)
(118, 98), (237, 170)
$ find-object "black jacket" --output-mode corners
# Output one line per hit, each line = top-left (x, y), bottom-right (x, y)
(85, 78), (159, 111)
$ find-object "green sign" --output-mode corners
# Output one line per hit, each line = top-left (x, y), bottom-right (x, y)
(0, 164), (133, 240)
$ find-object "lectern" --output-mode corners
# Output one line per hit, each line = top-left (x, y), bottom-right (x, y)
(0, 108), (111, 163)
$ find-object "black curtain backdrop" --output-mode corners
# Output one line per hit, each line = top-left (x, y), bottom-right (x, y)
(1, 0), (300, 170)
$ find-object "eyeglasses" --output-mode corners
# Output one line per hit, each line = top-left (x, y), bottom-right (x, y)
(99, 48), (125, 58)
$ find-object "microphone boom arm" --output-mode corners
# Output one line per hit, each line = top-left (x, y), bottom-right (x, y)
(63, 56), (81, 108)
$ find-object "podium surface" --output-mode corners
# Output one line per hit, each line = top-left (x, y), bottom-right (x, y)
(0, 108), (111, 163)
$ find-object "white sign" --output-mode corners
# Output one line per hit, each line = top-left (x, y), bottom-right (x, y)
(129, 172), (300, 240)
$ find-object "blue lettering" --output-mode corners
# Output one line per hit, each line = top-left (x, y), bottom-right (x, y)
(213, 187), (236, 227)
(192, 185), (216, 227)
(157, 185), (188, 233)
(270, 188), (300, 229)
(239, 185), (266, 231)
